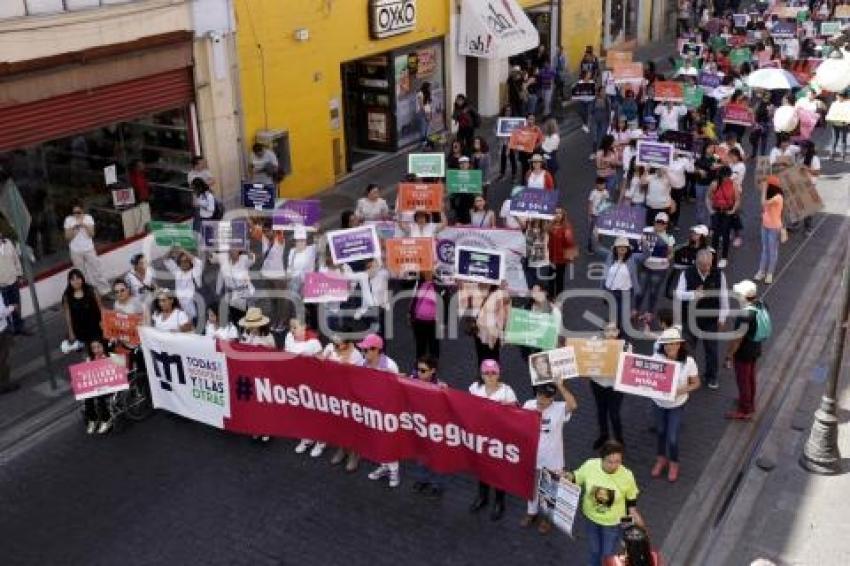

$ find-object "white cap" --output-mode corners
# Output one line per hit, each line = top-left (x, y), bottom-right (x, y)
(733, 279), (759, 299)
(691, 224), (709, 236)
(655, 212), (669, 223)
(293, 226), (308, 240)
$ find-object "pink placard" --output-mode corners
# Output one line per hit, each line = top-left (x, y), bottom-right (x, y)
(303, 272), (350, 304)
(69, 358), (129, 400)
(614, 353), (679, 402)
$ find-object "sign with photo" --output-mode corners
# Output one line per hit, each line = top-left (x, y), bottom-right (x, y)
(654, 81), (684, 102)
(397, 182), (444, 212)
(434, 227), (527, 294)
(529, 346), (580, 385)
(446, 169), (483, 195)
(201, 220), (249, 251)
(565, 338), (624, 380)
(505, 307), (559, 351)
(150, 221), (196, 249)
(660, 130), (695, 154)
(303, 272), (350, 304)
(570, 81), (597, 102)
(327, 225), (381, 265)
(509, 188), (560, 220)
(453, 245), (505, 286)
(241, 182), (276, 210)
(636, 141), (675, 168)
(595, 205), (645, 239)
(111, 186), (136, 208)
(614, 352), (680, 402)
(272, 200), (321, 230)
(385, 237), (435, 275)
(536, 471), (581, 537)
(496, 117), (527, 137)
(69, 358), (129, 401)
(408, 153), (446, 178)
(509, 128), (539, 153)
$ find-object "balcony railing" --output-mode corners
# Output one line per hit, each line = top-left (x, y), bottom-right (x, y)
(0, 0), (139, 20)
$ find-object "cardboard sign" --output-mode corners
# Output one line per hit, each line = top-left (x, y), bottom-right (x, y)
(509, 188), (560, 220)
(273, 200), (321, 230)
(613, 62), (644, 83)
(778, 166), (824, 223)
(636, 141), (674, 168)
(614, 352), (680, 402)
(201, 220), (249, 251)
(536, 473), (581, 538)
(69, 358), (129, 401)
(241, 182), (276, 210)
(606, 51), (633, 67)
(537, 347), (580, 383)
(729, 48), (752, 68)
(837, 5), (850, 18)
(397, 183), (444, 213)
(327, 225), (381, 265)
(684, 84), (704, 108)
(570, 81), (597, 102)
(408, 153), (446, 178)
(101, 309), (142, 347)
(302, 272), (350, 304)
(453, 245), (505, 285)
(595, 205), (645, 239)
(724, 103), (755, 126)
(660, 130), (694, 154)
(505, 307), (559, 351)
(565, 338), (624, 380)
(150, 221), (195, 249)
(698, 71), (722, 89)
(446, 169), (483, 195)
(654, 81), (684, 102)
(385, 237), (435, 275)
(509, 128), (539, 153)
(496, 117), (527, 137)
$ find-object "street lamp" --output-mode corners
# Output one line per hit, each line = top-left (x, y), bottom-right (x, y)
(800, 247), (850, 474)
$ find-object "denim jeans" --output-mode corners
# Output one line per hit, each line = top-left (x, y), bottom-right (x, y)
(526, 94), (539, 116)
(593, 117), (610, 151)
(607, 288), (633, 333)
(759, 227), (780, 275)
(586, 519), (622, 566)
(695, 184), (710, 225)
(542, 87), (554, 116)
(583, 101), (594, 126)
(654, 404), (684, 462)
(636, 269), (666, 314)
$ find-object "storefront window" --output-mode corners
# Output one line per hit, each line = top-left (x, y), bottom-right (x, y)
(606, 0), (638, 47)
(0, 107), (193, 275)
(394, 41), (445, 147)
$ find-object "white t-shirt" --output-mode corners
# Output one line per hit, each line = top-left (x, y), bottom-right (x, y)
(541, 133), (560, 154)
(152, 309), (190, 332)
(260, 238), (286, 279)
(729, 161), (746, 187)
(527, 170), (549, 189)
(523, 400), (571, 470)
(163, 257), (203, 319)
(653, 354), (699, 409)
(125, 269), (153, 297)
(588, 189), (610, 216)
(605, 261), (632, 291)
(655, 104), (686, 132)
(114, 297), (143, 315)
(205, 321), (239, 341)
(625, 177), (646, 204)
(241, 333), (277, 348)
(284, 333), (323, 356)
(408, 222), (438, 237)
(322, 343), (365, 365)
(500, 200), (522, 229)
(64, 214), (96, 253)
(468, 382), (518, 404)
(667, 157), (694, 189)
(645, 175), (671, 209)
(769, 145), (800, 165)
(197, 191), (215, 219)
(355, 197), (390, 221)
(622, 145), (637, 175)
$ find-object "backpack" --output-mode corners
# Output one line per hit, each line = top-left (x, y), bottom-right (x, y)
(747, 303), (772, 343)
(711, 178), (737, 211)
(212, 197), (225, 220)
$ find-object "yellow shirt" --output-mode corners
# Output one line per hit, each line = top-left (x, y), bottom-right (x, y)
(574, 458), (640, 526)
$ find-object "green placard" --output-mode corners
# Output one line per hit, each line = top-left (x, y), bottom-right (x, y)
(709, 36), (726, 51)
(684, 85), (704, 109)
(729, 48), (752, 68)
(796, 9), (809, 23)
(149, 221), (196, 249)
(821, 21), (841, 37)
(408, 153), (446, 178)
(504, 307), (559, 350)
(446, 169), (483, 195)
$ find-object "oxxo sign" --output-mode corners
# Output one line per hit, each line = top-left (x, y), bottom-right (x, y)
(370, 0), (416, 39)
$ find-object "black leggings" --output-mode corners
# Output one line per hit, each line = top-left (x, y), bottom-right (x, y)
(477, 481), (505, 505)
(590, 381), (624, 441)
(500, 145), (517, 177)
(711, 212), (734, 260)
(412, 319), (440, 360)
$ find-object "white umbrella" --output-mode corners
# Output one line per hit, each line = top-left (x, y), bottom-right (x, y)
(745, 68), (800, 90)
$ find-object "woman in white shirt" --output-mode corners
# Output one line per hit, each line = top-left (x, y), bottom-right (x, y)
(192, 179), (216, 233)
(162, 248), (204, 321)
(541, 118), (561, 174)
(204, 303), (239, 341)
(125, 254), (154, 298)
(468, 195), (496, 228)
(355, 184), (390, 221)
(651, 328), (701, 482)
(644, 167), (673, 227)
(216, 249), (256, 326)
(400, 209), (446, 238)
(238, 307), (277, 348)
(468, 358), (517, 521)
(112, 281), (143, 316)
(287, 227), (317, 295)
(150, 289), (192, 333)
(603, 238), (640, 332)
(322, 335), (365, 470)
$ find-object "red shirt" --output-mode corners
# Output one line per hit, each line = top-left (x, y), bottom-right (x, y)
(548, 223), (577, 265)
(128, 170), (150, 202)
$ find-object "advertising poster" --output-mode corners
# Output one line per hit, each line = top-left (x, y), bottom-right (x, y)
(614, 352), (680, 402)
(453, 245), (505, 286)
(303, 272), (350, 304)
(565, 338), (624, 380)
(508, 188), (560, 220)
(327, 225), (381, 265)
(69, 358), (129, 401)
(636, 141), (675, 168)
(446, 169), (483, 195)
(397, 183), (445, 212)
(504, 307), (559, 351)
(385, 237), (435, 275)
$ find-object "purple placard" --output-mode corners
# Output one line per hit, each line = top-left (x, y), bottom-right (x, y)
(327, 225), (380, 265)
(273, 200), (321, 229)
(454, 245), (505, 286)
(508, 188), (561, 219)
(595, 205), (645, 239)
(241, 182), (276, 210)
(636, 141), (674, 168)
(303, 272), (350, 304)
(698, 71), (722, 89)
(201, 219), (249, 251)
(771, 21), (798, 39)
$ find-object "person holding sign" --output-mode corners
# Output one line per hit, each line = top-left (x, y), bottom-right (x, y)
(150, 288), (193, 333)
(467, 195), (496, 228)
(409, 270), (443, 360)
(355, 184), (390, 222)
(519, 380), (578, 534)
(589, 323), (630, 450)
(651, 328), (701, 482)
(526, 154), (555, 190)
(162, 248), (204, 321)
(82, 340), (121, 435)
(603, 241), (641, 336)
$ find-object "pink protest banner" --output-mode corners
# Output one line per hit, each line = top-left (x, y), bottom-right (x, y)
(614, 352), (679, 402)
(724, 103), (754, 126)
(303, 272), (350, 304)
(69, 358), (129, 400)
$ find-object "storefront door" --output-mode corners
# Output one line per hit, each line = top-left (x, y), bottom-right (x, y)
(341, 55), (395, 170)
(604, 0), (638, 48)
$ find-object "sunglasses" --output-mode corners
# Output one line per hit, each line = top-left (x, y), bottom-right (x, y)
(365, 347), (380, 352)
(417, 366), (433, 373)
(655, 220), (668, 224)
(482, 370), (499, 376)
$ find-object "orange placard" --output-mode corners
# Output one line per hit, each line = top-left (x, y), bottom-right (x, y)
(385, 237), (435, 275)
(654, 81), (684, 102)
(613, 62), (644, 83)
(509, 128), (538, 153)
(837, 5), (850, 18)
(102, 309), (142, 347)
(606, 51), (633, 67)
(397, 183), (444, 213)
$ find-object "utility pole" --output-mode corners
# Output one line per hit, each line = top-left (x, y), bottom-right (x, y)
(800, 246), (850, 474)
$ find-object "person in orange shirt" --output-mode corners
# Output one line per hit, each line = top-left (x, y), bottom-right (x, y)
(754, 176), (784, 285)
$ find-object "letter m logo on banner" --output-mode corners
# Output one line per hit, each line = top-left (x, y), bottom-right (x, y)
(150, 350), (185, 392)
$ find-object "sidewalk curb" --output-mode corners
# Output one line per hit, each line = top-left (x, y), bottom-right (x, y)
(660, 221), (850, 565)
(0, 396), (77, 460)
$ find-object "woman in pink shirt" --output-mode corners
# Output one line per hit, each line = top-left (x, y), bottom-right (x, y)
(755, 176), (784, 286)
(409, 270), (442, 359)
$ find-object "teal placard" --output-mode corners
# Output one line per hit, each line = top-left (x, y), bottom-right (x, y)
(729, 48), (752, 68)
(504, 308), (559, 350)
(149, 221), (196, 249)
(446, 169), (483, 195)
(684, 85), (704, 108)
(408, 153), (446, 178)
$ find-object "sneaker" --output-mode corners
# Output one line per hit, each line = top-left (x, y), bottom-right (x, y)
(581, 125), (590, 133)
(706, 380), (719, 390)
(520, 514), (537, 528)
(724, 410), (754, 421)
(717, 258), (728, 269)
(764, 273), (774, 285)
(733, 237), (743, 248)
(330, 448), (346, 466)
(294, 439), (312, 454)
(388, 470), (400, 488)
(667, 462), (680, 482)
(97, 420), (112, 434)
(309, 442), (326, 458)
(368, 464), (390, 481)
(753, 271), (765, 281)
(86, 421), (97, 435)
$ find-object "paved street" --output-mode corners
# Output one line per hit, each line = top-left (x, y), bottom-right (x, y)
(2, 113), (849, 565)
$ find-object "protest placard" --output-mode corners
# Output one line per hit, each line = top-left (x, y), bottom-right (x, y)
(434, 227), (527, 294)
(778, 166), (824, 223)
(505, 307), (559, 351)
(508, 188), (560, 220)
(201, 220), (249, 251)
(729, 47), (752, 68)
(565, 338), (624, 380)
(654, 81), (684, 102)
(272, 200), (321, 230)
(820, 21), (842, 37)
(606, 51), (633, 67)
(453, 245), (505, 286)
(660, 130), (695, 154)
(241, 182), (276, 210)
(496, 117), (527, 137)
(548, 347), (579, 382)
(446, 169), (483, 195)
(698, 71), (721, 89)
(771, 21), (798, 38)
(536, 471), (581, 537)
(69, 358), (129, 401)
(364, 220), (399, 240)
(613, 62), (644, 83)
(570, 82), (597, 102)
(102, 309), (142, 347)
(397, 183), (445, 213)
(681, 42), (703, 58)
(724, 103), (754, 126)
(408, 153), (446, 178)
(327, 225), (381, 264)
(636, 141), (674, 168)
(385, 237), (435, 275)
(614, 352), (680, 402)
(509, 128), (539, 153)
(733, 13), (749, 28)
(150, 221), (195, 249)
(595, 205), (645, 239)
(837, 5), (850, 18)
(302, 272), (350, 304)
(684, 84), (704, 108)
